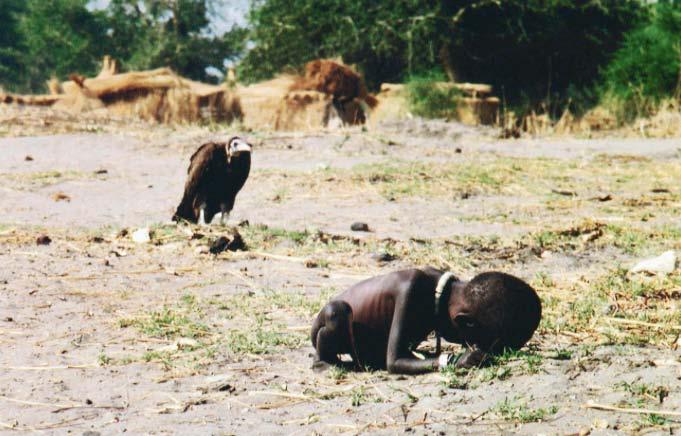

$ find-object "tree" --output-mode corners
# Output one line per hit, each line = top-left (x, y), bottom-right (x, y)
(442, 0), (642, 114)
(19, 0), (110, 91)
(240, 0), (642, 113)
(600, 1), (681, 117)
(0, 0), (28, 91)
(105, 0), (246, 83)
(240, 0), (445, 89)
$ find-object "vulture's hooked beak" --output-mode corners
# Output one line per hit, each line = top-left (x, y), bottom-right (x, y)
(230, 138), (252, 157)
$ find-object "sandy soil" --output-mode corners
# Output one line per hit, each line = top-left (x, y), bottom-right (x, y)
(1, 117), (680, 434)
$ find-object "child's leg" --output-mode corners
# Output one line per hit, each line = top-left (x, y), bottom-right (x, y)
(310, 300), (357, 370)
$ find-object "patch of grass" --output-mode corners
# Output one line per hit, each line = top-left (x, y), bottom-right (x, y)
(142, 350), (174, 370)
(350, 386), (366, 407)
(225, 316), (304, 355)
(98, 353), (112, 366)
(533, 272), (555, 289)
(644, 413), (669, 426)
(328, 365), (348, 382)
(495, 398), (558, 423)
(549, 348), (573, 360)
(523, 353), (543, 374)
(119, 307), (209, 339)
(2, 170), (93, 189)
(618, 381), (669, 406)
(440, 364), (468, 389)
(605, 224), (649, 254)
(351, 161), (509, 200)
(478, 365), (512, 383)
(242, 224), (310, 246)
(541, 266), (681, 346)
(405, 72), (461, 119)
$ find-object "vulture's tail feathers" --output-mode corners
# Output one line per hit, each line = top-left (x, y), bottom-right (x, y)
(172, 198), (196, 223)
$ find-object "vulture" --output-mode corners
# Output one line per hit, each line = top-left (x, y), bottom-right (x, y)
(173, 137), (252, 225)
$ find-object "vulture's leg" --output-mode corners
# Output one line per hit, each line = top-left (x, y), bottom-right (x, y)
(198, 204), (208, 226)
(219, 204), (229, 226)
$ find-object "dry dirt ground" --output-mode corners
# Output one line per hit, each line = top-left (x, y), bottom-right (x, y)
(1, 108), (681, 434)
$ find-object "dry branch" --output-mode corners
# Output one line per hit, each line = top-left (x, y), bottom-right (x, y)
(584, 402), (681, 417)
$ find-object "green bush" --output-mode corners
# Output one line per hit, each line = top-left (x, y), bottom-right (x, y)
(240, 0), (642, 115)
(443, 0), (642, 116)
(600, 2), (681, 120)
(406, 72), (461, 119)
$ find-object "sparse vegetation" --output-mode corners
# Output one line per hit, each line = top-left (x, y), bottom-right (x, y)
(119, 307), (209, 340)
(406, 72), (461, 119)
(350, 386), (366, 407)
(496, 398), (558, 423)
(225, 316), (303, 355)
(600, 2), (681, 121)
(1, 115), (680, 432)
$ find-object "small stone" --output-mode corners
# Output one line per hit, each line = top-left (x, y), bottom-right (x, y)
(24, 155), (34, 161)
(350, 222), (370, 232)
(131, 228), (151, 244)
(371, 252), (396, 262)
(36, 235), (52, 245)
(304, 259), (319, 268)
(455, 147), (462, 153)
(209, 229), (246, 254)
(630, 250), (677, 274)
(52, 192), (71, 202)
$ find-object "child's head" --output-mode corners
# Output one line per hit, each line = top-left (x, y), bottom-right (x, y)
(447, 272), (542, 352)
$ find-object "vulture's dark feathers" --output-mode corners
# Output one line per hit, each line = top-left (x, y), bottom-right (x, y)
(173, 137), (252, 224)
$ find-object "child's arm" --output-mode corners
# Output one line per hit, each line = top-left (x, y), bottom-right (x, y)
(385, 285), (441, 374)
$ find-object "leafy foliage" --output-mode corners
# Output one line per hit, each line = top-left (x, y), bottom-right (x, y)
(0, 0), (27, 91)
(443, 0), (642, 115)
(241, 0), (642, 114)
(600, 1), (681, 119)
(15, 0), (109, 92)
(105, 0), (246, 83)
(405, 71), (461, 119)
(0, 0), (245, 92)
(240, 0), (446, 89)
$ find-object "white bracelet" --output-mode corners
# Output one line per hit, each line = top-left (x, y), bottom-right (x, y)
(438, 353), (451, 368)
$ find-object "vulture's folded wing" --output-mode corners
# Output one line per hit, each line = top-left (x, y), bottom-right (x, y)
(174, 143), (218, 221)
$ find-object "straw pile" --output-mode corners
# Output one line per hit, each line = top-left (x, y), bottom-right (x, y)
(369, 82), (499, 127)
(0, 56), (242, 124)
(238, 60), (375, 131)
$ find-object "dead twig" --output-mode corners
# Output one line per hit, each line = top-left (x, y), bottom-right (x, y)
(248, 390), (326, 405)
(0, 421), (17, 430)
(4, 364), (96, 371)
(605, 317), (681, 331)
(0, 395), (125, 413)
(584, 402), (681, 417)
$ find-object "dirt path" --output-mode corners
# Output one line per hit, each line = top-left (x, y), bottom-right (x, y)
(1, 122), (680, 434)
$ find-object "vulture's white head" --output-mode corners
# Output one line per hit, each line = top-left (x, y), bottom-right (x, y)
(227, 136), (252, 157)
